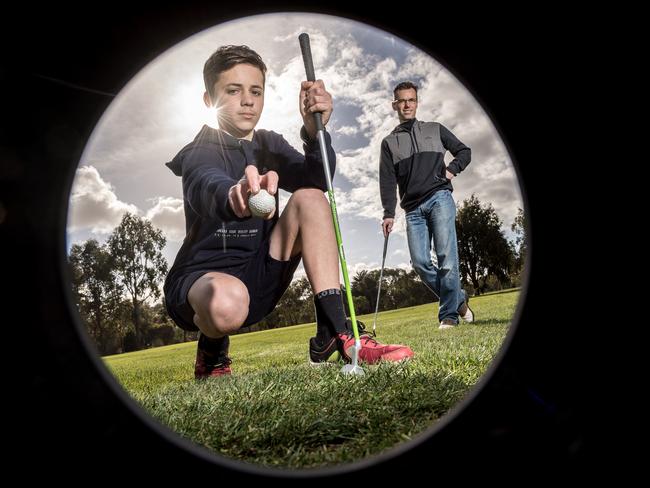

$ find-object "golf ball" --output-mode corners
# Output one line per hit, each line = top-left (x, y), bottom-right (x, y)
(248, 189), (276, 218)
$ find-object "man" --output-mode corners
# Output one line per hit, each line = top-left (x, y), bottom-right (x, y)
(164, 45), (413, 378)
(379, 81), (474, 329)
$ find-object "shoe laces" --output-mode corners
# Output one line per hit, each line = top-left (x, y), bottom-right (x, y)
(340, 332), (381, 347)
(355, 320), (376, 337)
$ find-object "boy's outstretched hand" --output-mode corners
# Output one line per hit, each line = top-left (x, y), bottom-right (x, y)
(300, 80), (333, 140)
(228, 165), (279, 219)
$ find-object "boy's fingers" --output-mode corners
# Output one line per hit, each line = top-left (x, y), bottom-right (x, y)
(228, 192), (236, 216)
(234, 183), (248, 216)
(228, 185), (244, 218)
(245, 165), (260, 194)
(309, 102), (331, 113)
(261, 171), (279, 195)
(309, 79), (324, 90)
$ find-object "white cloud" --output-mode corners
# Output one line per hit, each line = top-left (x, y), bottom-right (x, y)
(336, 125), (360, 136)
(68, 167), (187, 246)
(68, 165), (139, 234)
(346, 261), (379, 279)
(393, 261), (412, 271)
(145, 197), (185, 242)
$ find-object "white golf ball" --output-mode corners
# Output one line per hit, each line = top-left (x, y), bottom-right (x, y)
(248, 189), (276, 218)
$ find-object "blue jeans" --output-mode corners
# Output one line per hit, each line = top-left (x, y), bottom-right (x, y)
(405, 190), (465, 323)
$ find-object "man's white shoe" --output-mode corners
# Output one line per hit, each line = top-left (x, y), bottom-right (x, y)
(439, 319), (458, 330)
(458, 300), (474, 323)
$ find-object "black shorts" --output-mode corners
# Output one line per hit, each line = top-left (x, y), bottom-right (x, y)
(164, 238), (302, 332)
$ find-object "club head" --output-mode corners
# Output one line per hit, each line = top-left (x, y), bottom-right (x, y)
(340, 344), (365, 376)
(340, 363), (365, 376)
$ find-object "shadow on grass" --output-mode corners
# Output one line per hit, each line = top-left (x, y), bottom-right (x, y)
(466, 319), (512, 327)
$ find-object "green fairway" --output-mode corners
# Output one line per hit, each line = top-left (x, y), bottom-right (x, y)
(104, 289), (519, 471)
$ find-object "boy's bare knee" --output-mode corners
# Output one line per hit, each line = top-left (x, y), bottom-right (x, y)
(290, 188), (327, 209)
(192, 275), (250, 336)
(208, 283), (249, 334)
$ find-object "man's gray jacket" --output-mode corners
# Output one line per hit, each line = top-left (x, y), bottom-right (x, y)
(379, 118), (471, 218)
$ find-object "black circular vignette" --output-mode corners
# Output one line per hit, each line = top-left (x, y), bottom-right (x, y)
(2, 2), (596, 481)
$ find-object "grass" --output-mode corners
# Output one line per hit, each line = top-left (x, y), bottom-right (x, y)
(104, 289), (519, 471)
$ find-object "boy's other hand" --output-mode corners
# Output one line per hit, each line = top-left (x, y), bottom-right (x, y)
(300, 80), (333, 140)
(228, 165), (279, 219)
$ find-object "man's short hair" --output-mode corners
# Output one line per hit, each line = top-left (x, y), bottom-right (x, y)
(203, 45), (267, 98)
(393, 81), (418, 100)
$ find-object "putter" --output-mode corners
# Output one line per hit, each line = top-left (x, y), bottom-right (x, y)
(299, 33), (364, 376)
(372, 232), (390, 336)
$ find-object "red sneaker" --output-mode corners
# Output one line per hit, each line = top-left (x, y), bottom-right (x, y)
(194, 334), (232, 379)
(195, 353), (232, 379)
(337, 332), (414, 364)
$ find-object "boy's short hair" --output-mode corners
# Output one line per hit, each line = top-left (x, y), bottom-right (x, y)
(203, 45), (267, 98)
(393, 81), (418, 100)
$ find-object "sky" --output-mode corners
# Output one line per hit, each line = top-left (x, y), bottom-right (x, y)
(66, 12), (524, 283)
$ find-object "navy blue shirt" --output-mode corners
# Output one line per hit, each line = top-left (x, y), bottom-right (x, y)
(165, 125), (336, 280)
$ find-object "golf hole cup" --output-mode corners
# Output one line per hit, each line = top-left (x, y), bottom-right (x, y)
(248, 189), (276, 218)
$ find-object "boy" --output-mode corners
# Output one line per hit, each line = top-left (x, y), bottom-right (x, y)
(164, 45), (413, 378)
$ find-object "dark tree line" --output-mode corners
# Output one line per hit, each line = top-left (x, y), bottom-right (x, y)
(70, 195), (526, 354)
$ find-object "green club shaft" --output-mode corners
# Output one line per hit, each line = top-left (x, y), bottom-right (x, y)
(326, 189), (360, 342)
(315, 129), (360, 343)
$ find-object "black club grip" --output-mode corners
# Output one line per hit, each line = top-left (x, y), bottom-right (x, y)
(299, 33), (316, 82)
(298, 33), (324, 132)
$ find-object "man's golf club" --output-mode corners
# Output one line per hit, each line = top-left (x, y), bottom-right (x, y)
(299, 32), (364, 376)
(372, 232), (390, 336)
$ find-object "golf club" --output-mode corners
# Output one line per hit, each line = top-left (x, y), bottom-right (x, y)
(372, 232), (390, 336)
(299, 33), (364, 376)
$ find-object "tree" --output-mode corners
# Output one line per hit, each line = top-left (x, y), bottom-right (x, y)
(107, 213), (168, 349)
(511, 207), (528, 273)
(352, 295), (371, 315)
(388, 268), (434, 307)
(456, 194), (514, 295)
(142, 301), (177, 347)
(69, 239), (124, 355)
(352, 269), (379, 313)
(253, 277), (313, 330)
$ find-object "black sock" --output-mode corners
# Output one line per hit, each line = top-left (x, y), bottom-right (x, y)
(198, 333), (229, 359)
(314, 289), (348, 342)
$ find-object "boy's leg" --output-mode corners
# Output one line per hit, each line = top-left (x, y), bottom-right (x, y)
(185, 271), (248, 378)
(269, 187), (339, 293)
(269, 188), (349, 359)
(186, 187), (333, 348)
(270, 188), (413, 364)
(187, 272), (250, 338)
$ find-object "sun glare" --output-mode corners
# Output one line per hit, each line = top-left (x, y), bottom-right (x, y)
(173, 82), (218, 130)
